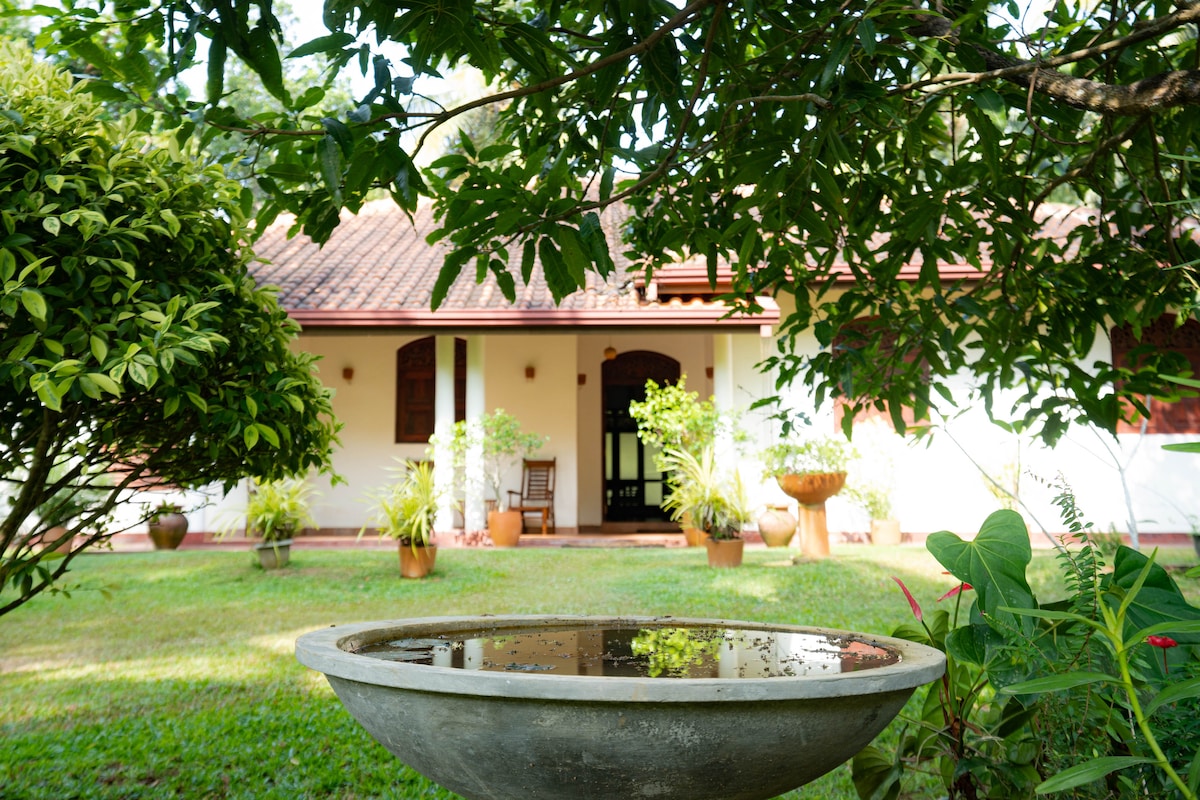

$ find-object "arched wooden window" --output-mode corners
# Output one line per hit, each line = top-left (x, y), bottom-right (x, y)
(1111, 314), (1200, 434)
(395, 337), (466, 443)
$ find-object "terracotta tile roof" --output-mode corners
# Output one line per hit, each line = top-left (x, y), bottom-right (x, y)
(250, 199), (778, 330)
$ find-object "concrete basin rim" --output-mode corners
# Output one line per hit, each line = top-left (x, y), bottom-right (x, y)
(295, 614), (947, 702)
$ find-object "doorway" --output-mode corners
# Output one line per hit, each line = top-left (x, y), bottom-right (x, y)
(601, 351), (680, 525)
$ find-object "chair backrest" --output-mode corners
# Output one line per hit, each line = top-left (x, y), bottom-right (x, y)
(522, 459), (556, 502)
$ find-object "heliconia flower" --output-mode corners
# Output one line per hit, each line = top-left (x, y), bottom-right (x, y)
(893, 577), (923, 621)
(938, 583), (973, 602)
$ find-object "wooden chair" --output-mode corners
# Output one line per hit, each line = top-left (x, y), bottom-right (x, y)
(507, 458), (556, 534)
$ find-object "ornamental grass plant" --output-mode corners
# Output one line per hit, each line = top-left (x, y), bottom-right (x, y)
(1, 544), (1196, 800)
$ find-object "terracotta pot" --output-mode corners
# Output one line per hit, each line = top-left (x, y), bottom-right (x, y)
(705, 537), (744, 568)
(254, 539), (292, 569)
(775, 472), (847, 505)
(683, 527), (708, 547)
(487, 510), (523, 548)
(43, 525), (75, 554)
(147, 512), (188, 550)
(870, 519), (902, 546)
(757, 506), (797, 547)
(399, 543), (437, 578)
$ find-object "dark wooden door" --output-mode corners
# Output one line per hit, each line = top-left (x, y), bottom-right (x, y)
(601, 351), (680, 522)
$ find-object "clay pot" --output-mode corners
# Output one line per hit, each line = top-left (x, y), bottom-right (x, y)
(487, 510), (523, 548)
(870, 519), (902, 546)
(147, 512), (188, 550)
(775, 472), (847, 505)
(399, 543), (437, 578)
(683, 527), (708, 547)
(757, 506), (797, 547)
(705, 537), (744, 568)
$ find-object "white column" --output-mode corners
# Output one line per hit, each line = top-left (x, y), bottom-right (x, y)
(464, 335), (487, 532)
(713, 333), (735, 458)
(433, 335), (457, 532)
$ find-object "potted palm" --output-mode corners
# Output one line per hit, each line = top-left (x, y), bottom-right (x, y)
(239, 478), (317, 569)
(361, 460), (442, 578)
(661, 445), (751, 567)
(763, 434), (855, 558)
(447, 410), (545, 547)
(146, 501), (189, 550)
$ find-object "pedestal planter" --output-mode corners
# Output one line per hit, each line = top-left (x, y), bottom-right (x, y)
(399, 544), (437, 578)
(777, 472), (847, 559)
(870, 519), (902, 546)
(254, 539), (292, 569)
(758, 505), (797, 547)
(148, 512), (188, 550)
(704, 537), (744, 567)
(296, 615), (946, 800)
(487, 510), (523, 547)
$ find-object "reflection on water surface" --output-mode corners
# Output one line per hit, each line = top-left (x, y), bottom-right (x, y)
(353, 624), (899, 678)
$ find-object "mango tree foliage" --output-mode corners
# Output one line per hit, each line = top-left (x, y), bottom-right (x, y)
(0, 40), (339, 616)
(23, 0), (1200, 442)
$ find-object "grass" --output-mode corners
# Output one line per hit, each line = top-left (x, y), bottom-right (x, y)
(1, 542), (1197, 800)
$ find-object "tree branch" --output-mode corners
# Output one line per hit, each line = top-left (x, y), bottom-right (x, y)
(906, 3), (1200, 115)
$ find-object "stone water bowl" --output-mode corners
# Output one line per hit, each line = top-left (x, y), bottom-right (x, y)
(295, 615), (945, 800)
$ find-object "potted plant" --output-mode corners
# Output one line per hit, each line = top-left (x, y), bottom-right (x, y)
(763, 434), (855, 558)
(146, 501), (189, 550)
(447, 410), (545, 547)
(629, 376), (743, 546)
(239, 477), (317, 569)
(851, 485), (901, 546)
(361, 460), (442, 578)
(661, 445), (751, 567)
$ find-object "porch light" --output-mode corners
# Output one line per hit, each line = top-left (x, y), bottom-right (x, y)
(604, 346), (617, 360)
(525, 365), (536, 381)
(342, 366), (354, 382)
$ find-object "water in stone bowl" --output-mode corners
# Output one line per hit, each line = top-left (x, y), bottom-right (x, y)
(296, 615), (945, 800)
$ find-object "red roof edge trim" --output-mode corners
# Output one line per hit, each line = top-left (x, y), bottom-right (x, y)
(289, 298), (780, 329)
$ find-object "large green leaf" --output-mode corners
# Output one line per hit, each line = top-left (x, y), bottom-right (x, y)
(927, 510), (1035, 634)
(1036, 756), (1156, 794)
(1108, 547), (1200, 648)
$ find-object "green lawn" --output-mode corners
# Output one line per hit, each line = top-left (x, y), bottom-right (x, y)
(1, 543), (1196, 799)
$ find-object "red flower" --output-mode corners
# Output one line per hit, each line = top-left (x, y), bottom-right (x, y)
(893, 577), (923, 621)
(937, 583), (973, 602)
(1147, 634), (1179, 673)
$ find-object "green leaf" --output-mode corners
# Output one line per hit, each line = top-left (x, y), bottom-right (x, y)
(288, 32), (356, 59)
(1143, 675), (1200, 718)
(20, 289), (47, 322)
(1036, 756), (1156, 794)
(87, 372), (121, 396)
(999, 671), (1114, 696)
(317, 135), (343, 203)
(89, 334), (108, 363)
(927, 510), (1035, 632)
(243, 425), (259, 449)
(255, 423), (280, 448)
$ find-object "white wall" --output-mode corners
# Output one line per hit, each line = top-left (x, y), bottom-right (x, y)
(762, 294), (1200, 538)
(477, 332), (579, 528)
